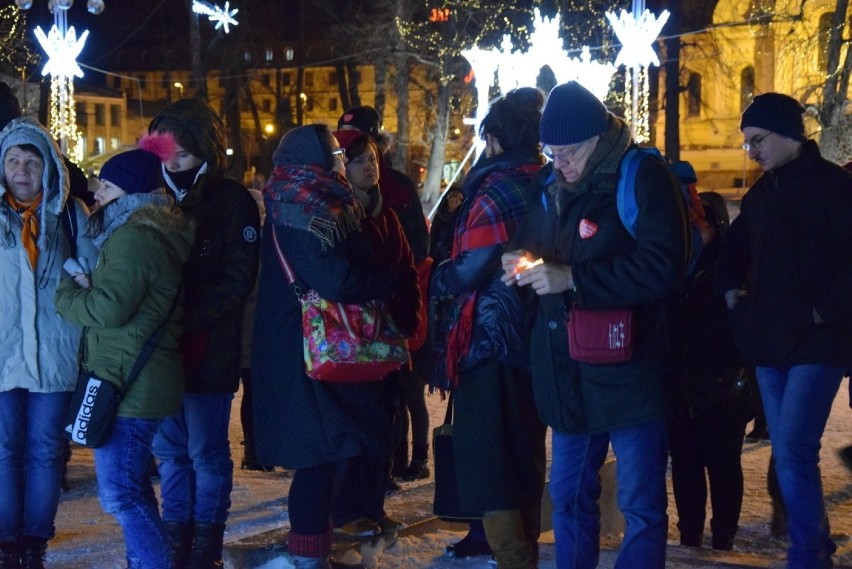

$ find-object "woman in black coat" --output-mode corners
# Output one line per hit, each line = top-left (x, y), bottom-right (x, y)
(251, 124), (398, 569)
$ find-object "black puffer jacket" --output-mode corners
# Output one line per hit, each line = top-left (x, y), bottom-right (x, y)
(174, 173), (261, 393)
(715, 140), (852, 368)
(429, 151), (542, 376)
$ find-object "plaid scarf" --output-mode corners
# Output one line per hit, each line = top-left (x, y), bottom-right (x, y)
(443, 156), (541, 386)
(264, 164), (363, 249)
(5, 192), (43, 270)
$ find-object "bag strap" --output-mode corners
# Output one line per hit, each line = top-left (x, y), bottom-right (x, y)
(120, 288), (181, 396)
(60, 198), (78, 258)
(271, 226), (297, 286)
(443, 391), (454, 426)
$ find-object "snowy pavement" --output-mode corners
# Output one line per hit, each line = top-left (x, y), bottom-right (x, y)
(48, 379), (852, 568)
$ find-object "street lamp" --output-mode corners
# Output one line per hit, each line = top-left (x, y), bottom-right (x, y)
(174, 82), (184, 99)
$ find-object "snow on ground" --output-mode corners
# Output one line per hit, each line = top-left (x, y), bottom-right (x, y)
(50, 379), (852, 568)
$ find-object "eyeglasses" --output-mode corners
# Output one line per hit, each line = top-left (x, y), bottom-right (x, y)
(331, 148), (345, 160)
(542, 143), (584, 163)
(741, 132), (774, 152)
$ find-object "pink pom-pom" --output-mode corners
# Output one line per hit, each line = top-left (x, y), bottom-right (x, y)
(138, 131), (178, 162)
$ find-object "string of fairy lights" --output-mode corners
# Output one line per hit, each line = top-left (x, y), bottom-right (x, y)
(10, 0), (237, 161)
(398, 1), (669, 145)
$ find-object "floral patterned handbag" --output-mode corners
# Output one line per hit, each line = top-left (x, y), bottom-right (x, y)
(272, 229), (409, 382)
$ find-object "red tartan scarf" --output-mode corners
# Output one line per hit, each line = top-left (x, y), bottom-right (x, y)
(443, 159), (541, 386)
(264, 164), (364, 249)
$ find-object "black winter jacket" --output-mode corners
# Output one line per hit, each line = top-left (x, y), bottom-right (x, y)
(520, 146), (688, 435)
(429, 152), (541, 375)
(173, 173), (261, 393)
(715, 141), (852, 368)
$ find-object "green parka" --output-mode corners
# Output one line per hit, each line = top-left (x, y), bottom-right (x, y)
(55, 202), (194, 419)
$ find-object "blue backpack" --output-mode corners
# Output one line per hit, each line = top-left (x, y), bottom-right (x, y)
(615, 147), (702, 276)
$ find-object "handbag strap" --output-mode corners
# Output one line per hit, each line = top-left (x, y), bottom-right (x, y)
(271, 226), (297, 287)
(120, 288), (181, 396)
(443, 391), (454, 426)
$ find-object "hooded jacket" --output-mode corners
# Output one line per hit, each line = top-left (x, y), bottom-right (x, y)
(55, 201), (195, 418)
(0, 118), (97, 393)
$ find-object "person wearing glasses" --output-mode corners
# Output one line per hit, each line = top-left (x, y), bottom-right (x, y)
(502, 81), (688, 569)
(252, 125), (401, 569)
(716, 92), (852, 569)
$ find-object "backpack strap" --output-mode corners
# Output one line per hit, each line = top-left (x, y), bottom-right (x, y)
(60, 198), (78, 258)
(616, 147), (662, 238)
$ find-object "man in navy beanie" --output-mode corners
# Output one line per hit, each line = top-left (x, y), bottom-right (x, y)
(716, 92), (852, 568)
(502, 80), (688, 568)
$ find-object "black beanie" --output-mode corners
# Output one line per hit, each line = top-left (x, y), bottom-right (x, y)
(0, 82), (22, 131)
(337, 106), (381, 137)
(540, 82), (610, 145)
(740, 93), (807, 142)
(149, 99), (226, 174)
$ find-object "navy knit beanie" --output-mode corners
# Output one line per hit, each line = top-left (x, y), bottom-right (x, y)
(540, 82), (610, 145)
(740, 93), (806, 142)
(100, 132), (176, 194)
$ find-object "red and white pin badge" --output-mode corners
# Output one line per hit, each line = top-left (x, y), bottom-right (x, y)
(579, 219), (598, 239)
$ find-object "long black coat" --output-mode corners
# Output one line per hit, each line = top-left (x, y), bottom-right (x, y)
(522, 148), (688, 435)
(251, 223), (397, 469)
(715, 141), (852, 368)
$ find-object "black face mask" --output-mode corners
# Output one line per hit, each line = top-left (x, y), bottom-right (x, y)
(165, 164), (203, 191)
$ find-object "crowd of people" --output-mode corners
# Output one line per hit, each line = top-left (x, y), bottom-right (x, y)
(0, 76), (850, 569)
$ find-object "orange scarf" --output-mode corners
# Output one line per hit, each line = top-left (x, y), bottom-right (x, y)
(5, 193), (43, 270)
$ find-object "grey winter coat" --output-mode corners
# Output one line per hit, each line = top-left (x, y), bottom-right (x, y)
(0, 118), (97, 393)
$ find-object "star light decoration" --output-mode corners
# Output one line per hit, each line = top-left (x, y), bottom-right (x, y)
(461, 8), (616, 157)
(605, 2), (669, 142)
(191, 0), (239, 34)
(26, 0), (99, 162)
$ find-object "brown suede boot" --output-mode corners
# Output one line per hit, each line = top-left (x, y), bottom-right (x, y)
(481, 510), (535, 569)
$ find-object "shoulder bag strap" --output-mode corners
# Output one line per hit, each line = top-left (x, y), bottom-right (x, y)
(270, 225), (297, 286)
(120, 286), (182, 397)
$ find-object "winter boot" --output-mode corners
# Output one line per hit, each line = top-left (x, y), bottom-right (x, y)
(165, 521), (193, 569)
(0, 541), (20, 569)
(188, 523), (225, 569)
(19, 537), (46, 569)
(481, 510), (535, 569)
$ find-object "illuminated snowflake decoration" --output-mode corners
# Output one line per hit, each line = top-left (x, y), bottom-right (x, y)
(605, 7), (669, 143)
(605, 8), (669, 69)
(34, 24), (88, 78)
(192, 0), (239, 34)
(461, 9), (616, 157)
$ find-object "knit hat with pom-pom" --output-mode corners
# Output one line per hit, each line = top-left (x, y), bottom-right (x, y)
(99, 132), (177, 195)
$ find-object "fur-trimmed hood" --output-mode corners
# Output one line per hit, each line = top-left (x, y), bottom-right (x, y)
(0, 117), (69, 249)
(124, 200), (195, 264)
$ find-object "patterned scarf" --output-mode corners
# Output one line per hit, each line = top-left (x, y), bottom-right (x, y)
(443, 153), (542, 386)
(264, 164), (363, 249)
(5, 192), (43, 270)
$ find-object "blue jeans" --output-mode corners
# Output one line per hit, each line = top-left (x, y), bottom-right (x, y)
(549, 421), (668, 569)
(756, 365), (843, 569)
(152, 392), (234, 524)
(0, 389), (71, 541)
(95, 417), (173, 569)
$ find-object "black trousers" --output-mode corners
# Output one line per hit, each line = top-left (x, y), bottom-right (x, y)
(668, 402), (750, 545)
(453, 360), (547, 541)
